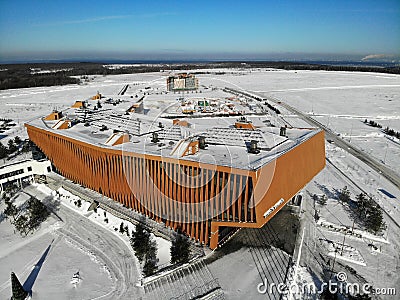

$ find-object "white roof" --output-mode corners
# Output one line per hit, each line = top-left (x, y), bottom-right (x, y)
(27, 104), (320, 170)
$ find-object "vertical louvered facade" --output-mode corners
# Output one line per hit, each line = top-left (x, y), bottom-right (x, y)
(26, 124), (325, 249)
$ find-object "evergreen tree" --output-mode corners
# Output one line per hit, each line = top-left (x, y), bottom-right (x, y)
(319, 194), (328, 206)
(5, 197), (50, 235)
(312, 194), (319, 202)
(21, 141), (31, 153)
(3, 201), (18, 223)
(365, 205), (386, 234)
(0, 141), (8, 160)
(338, 186), (351, 203)
(355, 193), (368, 217)
(131, 222), (150, 262)
(14, 136), (22, 145)
(170, 232), (191, 265)
(27, 197), (50, 231)
(10, 272), (28, 300)
(143, 239), (158, 276)
(14, 215), (29, 236)
(7, 139), (18, 154)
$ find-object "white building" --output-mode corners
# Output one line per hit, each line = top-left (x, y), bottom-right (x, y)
(0, 159), (52, 191)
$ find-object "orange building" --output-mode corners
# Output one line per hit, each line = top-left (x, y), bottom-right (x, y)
(127, 98), (144, 114)
(44, 111), (63, 121)
(72, 101), (86, 108)
(91, 92), (102, 100)
(25, 104), (325, 249)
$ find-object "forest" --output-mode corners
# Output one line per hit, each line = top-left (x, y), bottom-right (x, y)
(1, 61), (399, 90)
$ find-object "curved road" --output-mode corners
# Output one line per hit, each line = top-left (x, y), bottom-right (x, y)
(54, 203), (142, 300)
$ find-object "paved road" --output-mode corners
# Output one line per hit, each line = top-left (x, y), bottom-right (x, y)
(46, 173), (205, 260)
(262, 94), (400, 190)
(238, 89), (400, 228)
(225, 86), (399, 190)
(24, 185), (142, 300)
(226, 87), (400, 190)
(295, 179), (370, 289)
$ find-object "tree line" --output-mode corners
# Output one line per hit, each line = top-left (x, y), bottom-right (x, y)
(130, 219), (191, 277)
(3, 195), (50, 236)
(2, 61), (399, 90)
(314, 186), (386, 235)
(364, 119), (400, 139)
(0, 136), (30, 161)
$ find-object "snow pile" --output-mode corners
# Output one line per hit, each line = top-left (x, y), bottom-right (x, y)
(284, 265), (321, 300)
(35, 183), (54, 196)
(54, 187), (91, 213)
(320, 239), (366, 266)
(317, 218), (388, 243)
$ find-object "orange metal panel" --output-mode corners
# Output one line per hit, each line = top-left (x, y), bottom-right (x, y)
(25, 125), (324, 249)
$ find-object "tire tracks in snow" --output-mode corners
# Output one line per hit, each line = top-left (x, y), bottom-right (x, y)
(55, 205), (141, 299)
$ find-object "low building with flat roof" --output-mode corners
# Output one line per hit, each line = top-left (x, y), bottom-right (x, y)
(25, 96), (325, 248)
(0, 159), (52, 191)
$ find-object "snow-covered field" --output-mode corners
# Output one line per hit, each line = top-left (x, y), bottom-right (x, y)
(0, 68), (399, 299)
(198, 69), (400, 174)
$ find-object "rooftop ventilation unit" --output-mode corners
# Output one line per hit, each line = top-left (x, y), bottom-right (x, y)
(280, 125), (287, 137)
(198, 136), (207, 149)
(248, 140), (260, 154)
(238, 116), (248, 123)
(151, 132), (159, 143)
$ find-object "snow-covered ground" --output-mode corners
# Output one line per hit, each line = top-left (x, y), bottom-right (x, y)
(198, 69), (400, 174)
(0, 187), (119, 299)
(1, 68), (399, 299)
(0, 177), (174, 299)
(52, 185), (171, 267)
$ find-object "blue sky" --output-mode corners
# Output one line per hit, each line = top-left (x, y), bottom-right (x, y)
(0, 0), (399, 61)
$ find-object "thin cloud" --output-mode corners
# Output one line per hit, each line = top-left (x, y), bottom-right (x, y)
(361, 54), (391, 61)
(33, 12), (176, 27)
(33, 15), (132, 27)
